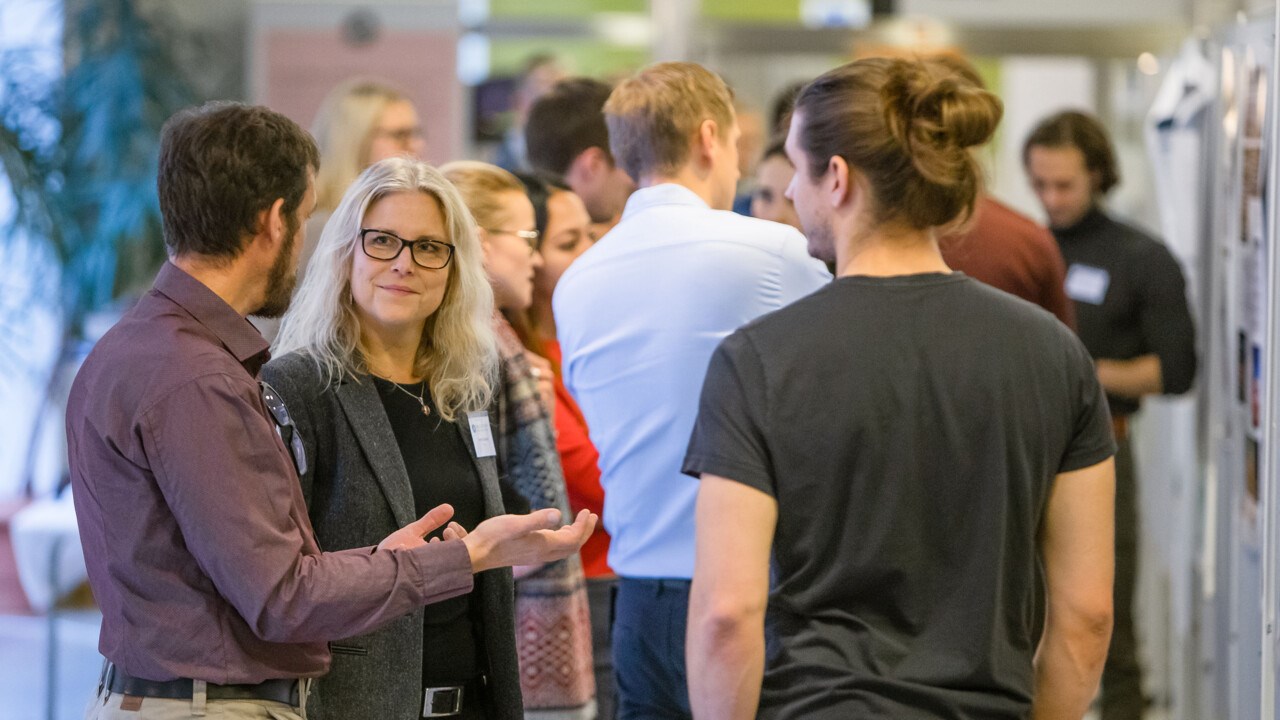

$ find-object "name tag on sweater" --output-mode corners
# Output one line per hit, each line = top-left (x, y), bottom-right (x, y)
(467, 411), (497, 457)
(1065, 264), (1110, 305)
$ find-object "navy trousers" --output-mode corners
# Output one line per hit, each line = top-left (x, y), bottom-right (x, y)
(613, 577), (693, 720)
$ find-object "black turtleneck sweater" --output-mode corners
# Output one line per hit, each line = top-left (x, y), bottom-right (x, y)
(1052, 207), (1197, 417)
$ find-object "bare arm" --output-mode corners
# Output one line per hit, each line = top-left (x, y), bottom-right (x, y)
(1095, 354), (1161, 399)
(1034, 458), (1115, 720)
(688, 475), (777, 720)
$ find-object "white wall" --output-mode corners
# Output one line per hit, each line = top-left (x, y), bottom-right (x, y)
(989, 56), (1097, 219)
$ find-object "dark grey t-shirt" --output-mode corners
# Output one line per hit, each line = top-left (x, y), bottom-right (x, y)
(683, 273), (1115, 719)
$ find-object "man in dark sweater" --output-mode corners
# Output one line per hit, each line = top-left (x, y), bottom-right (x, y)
(1024, 110), (1197, 720)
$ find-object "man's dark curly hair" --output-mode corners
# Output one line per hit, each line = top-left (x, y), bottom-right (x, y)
(158, 101), (320, 260)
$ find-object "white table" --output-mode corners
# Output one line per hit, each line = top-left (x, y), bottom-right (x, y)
(11, 492), (86, 612)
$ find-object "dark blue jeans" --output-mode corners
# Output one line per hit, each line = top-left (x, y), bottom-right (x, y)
(613, 577), (693, 720)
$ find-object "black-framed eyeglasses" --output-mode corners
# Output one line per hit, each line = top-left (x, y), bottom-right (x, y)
(483, 227), (541, 253)
(359, 228), (455, 269)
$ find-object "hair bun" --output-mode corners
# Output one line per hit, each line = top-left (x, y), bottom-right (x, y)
(880, 63), (1002, 193)
(795, 57), (1002, 230)
(916, 76), (1002, 149)
(884, 65), (1002, 156)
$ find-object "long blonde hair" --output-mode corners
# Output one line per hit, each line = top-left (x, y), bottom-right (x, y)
(311, 79), (409, 213)
(275, 157), (497, 421)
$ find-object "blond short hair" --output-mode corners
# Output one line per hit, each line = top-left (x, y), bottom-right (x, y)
(439, 161), (527, 229)
(603, 62), (735, 182)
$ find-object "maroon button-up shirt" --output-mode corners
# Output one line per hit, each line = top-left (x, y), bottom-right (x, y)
(939, 196), (1077, 330)
(66, 262), (474, 684)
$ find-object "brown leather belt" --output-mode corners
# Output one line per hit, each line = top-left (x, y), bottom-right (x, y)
(104, 663), (300, 706)
(1112, 415), (1129, 441)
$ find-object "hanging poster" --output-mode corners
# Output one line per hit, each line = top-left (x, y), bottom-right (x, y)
(1239, 58), (1268, 519)
(1241, 63), (1267, 243)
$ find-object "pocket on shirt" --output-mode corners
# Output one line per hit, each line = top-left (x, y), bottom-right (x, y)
(328, 642), (369, 656)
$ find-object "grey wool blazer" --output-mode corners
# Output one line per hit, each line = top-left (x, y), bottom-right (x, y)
(262, 352), (522, 720)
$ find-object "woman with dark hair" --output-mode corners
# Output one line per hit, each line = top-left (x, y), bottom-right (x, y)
(509, 171), (617, 719)
(442, 161), (597, 720)
(750, 140), (802, 232)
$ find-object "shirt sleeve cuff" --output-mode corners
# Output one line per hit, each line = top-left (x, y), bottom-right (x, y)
(682, 453), (776, 498)
(1059, 437), (1118, 474)
(406, 539), (475, 605)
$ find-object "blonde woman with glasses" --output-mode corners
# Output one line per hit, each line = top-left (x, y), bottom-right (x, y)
(264, 157), (595, 719)
(312, 79), (427, 213)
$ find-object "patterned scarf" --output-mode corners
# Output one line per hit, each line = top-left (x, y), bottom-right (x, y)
(493, 315), (596, 714)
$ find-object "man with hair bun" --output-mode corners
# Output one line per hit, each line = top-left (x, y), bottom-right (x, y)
(1024, 109), (1197, 720)
(687, 58), (1117, 719)
(554, 61), (830, 719)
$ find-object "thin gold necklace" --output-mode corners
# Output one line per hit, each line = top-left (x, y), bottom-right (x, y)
(386, 378), (430, 416)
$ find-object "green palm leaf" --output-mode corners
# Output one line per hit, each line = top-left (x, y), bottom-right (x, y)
(0, 0), (199, 494)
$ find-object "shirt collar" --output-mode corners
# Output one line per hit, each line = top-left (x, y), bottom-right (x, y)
(152, 261), (271, 369)
(621, 183), (710, 220)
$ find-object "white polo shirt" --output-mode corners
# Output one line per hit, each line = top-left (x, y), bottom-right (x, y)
(553, 183), (831, 579)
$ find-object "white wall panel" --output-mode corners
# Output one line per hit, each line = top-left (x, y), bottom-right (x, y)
(988, 56), (1095, 219)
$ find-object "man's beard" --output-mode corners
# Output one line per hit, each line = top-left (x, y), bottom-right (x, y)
(253, 218), (299, 319)
(804, 218), (837, 264)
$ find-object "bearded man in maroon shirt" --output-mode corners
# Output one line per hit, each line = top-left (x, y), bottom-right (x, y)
(66, 101), (595, 720)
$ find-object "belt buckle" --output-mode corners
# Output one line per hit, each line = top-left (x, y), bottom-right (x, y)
(423, 686), (464, 717)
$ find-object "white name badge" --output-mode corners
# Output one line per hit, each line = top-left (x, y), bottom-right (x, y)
(1065, 264), (1111, 305)
(467, 411), (497, 458)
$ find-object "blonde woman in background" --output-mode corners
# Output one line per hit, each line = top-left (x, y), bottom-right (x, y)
(442, 160), (597, 720)
(253, 79), (428, 340)
(312, 79), (427, 215)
